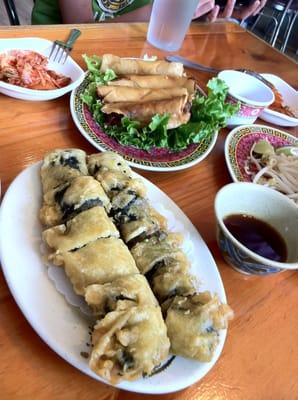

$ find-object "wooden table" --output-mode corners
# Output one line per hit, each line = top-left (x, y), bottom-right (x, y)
(0, 22), (297, 400)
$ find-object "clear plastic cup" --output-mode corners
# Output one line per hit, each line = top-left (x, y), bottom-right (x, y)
(147, 0), (200, 52)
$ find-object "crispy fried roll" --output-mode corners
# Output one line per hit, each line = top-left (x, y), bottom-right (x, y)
(150, 258), (196, 302)
(85, 274), (158, 316)
(165, 292), (234, 362)
(89, 306), (170, 383)
(130, 233), (184, 274)
(88, 152), (133, 179)
(109, 75), (196, 96)
(98, 86), (188, 103)
(51, 237), (139, 295)
(119, 206), (167, 245)
(101, 96), (190, 129)
(43, 206), (119, 254)
(40, 176), (111, 227)
(40, 149), (88, 193)
(100, 54), (184, 77)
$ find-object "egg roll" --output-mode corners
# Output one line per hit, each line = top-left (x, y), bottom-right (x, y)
(100, 54), (184, 77)
(101, 96), (190, 129)
(97, 86), (188, 103)
(166, 112), (191, 129)
(109, 74), (196, 95)
(89, 306), (170, 383)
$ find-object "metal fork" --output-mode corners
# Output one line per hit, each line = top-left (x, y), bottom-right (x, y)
(49, 28), (81, 64)
(166, 55), (275, 90)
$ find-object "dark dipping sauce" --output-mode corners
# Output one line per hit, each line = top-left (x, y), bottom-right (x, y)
(223, 214), (287, 262)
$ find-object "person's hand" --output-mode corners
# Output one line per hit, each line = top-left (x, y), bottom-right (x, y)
(193, 0), (221, 22)
(219, 0), (268, 21)
(193, 0), (236, 22)
(232, 0), (267, 20)
(217, 0), (236, 19)
(193, 0), (267, 23)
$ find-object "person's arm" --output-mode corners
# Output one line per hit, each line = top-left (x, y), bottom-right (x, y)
(58, 0), (152, 23)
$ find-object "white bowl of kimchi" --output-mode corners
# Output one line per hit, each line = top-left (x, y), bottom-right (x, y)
(0, 37), (84, 101)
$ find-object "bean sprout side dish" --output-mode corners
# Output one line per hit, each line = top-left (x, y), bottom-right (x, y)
(244, 140), (298, 204)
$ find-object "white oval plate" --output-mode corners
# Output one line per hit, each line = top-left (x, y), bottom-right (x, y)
(0, 37), (84, 101)
(70, 74), (218, 172)
(0, 162), (228, 394)
(259, 74), (298, 127)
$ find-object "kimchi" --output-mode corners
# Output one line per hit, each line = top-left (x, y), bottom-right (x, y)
(0, 50), (71, 90)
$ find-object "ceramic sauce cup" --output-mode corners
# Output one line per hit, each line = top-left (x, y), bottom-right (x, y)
(218, 70), (275, 126)
(214, 182), (298, 275)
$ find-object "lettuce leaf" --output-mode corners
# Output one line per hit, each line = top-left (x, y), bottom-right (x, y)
(81, 55), (239, 151)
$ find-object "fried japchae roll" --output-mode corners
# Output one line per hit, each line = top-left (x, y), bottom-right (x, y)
(85, 274), (158, 316)
(101, 96), (190, 129)
(51, 237), (139, 295)
(150, 259), (196, 302)
(39, 150), (233, 382)
(165, 292), (234, 361)
(88, 152), (133, 179)
(112, 198), (158, 225)
(130, 233), (184, 274)
(39, 150), (174, 384)
(88, 153), (146, 197)
(89, 306), (170, 383)
(89, 158), (167, 246)
(40, 175), (111, 227)
(120, 217), (161, 246)
(43, 206), (119, 254)
(95, 170), (132, 193)
(87, 152), (148, 218)
(100, 54), (184, 77)
(94, 170), (145, 197)
(109, 188), (140, 213)
(120, 206), (167, 245)
(87, 152), (233, 366)
(97, 86), (188, 103)
(40, 149), (88, 193)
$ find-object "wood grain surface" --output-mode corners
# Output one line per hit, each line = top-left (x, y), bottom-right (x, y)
(0, 22), (297, 400)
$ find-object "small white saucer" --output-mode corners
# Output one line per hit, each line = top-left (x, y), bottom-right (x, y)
(259, 74), (298, 127)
